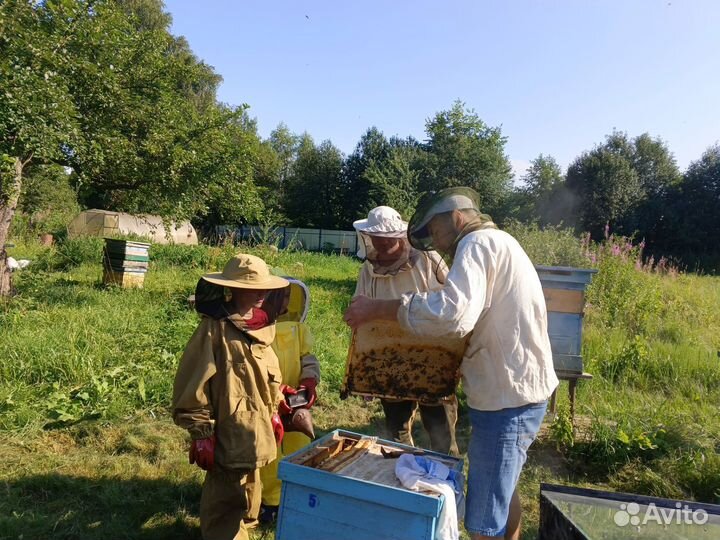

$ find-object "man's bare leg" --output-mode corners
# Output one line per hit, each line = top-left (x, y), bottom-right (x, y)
(469, 489), (521, 540)
(504, 489), (521, 540)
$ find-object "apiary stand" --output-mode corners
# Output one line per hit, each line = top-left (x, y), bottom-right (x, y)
(549, 371), (593, 422)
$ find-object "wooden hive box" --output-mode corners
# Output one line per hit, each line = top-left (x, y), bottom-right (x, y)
(341, 321), (466, 402)
(102, 267), (147, 288)
(276, 430), (463, 540)
(535, 266), (597, 374)
(102, 238), (150, 288)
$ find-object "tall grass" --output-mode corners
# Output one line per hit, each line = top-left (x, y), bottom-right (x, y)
(2, 225), (719, 539)
(560, 234), (720, 504)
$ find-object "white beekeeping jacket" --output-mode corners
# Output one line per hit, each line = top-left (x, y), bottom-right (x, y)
(398, 228), (559, 411)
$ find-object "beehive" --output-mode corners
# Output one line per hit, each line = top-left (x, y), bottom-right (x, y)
(535, 266), (597, 374)
(102, 238), (150, 288)
(341, 321), (466, 402)
(276, 430), (464, 540)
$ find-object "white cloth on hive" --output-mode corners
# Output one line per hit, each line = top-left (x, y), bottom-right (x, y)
(395, 454), (465, 540)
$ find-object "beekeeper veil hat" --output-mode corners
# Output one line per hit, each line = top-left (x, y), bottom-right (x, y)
(353, 206), (407, 257)
(354, 206), (427, 275)
(408, 187), (495, 253)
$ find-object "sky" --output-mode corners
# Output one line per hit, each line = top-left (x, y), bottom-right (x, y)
(166, 0), (720, 179)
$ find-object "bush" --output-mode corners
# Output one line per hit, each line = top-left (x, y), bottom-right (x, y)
(504, 221), (587, 267)
(569, 417), (670, 478)
(30, 237), (105, 272)
(610, 448), (720, 503)
(598, 335), (650, 383)
(12, 165), (81, 241)
(585, 243), (663, 335)
(150, 243), (240, 270)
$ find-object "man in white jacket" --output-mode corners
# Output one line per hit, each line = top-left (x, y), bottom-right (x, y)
(344, 188), (558, 540)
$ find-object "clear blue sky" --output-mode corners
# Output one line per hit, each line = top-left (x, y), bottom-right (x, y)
(166, 0), (720, 178)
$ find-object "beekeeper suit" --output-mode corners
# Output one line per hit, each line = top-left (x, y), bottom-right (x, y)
(172, 253), (289, 540)
(353, 206), (459, 456)
(344, 189), (558, 538)
(259, 277), (321, 519)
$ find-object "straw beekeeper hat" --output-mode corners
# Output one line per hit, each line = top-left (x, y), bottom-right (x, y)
(202, 253), (289, 290)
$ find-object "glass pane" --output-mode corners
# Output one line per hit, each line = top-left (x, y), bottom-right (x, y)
(544, 490), (720, 539)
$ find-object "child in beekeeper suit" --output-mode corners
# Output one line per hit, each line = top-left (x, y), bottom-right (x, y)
(258, 276), (321, 522)
(172, 253), (290, 540)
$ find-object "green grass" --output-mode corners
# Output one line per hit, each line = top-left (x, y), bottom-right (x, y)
(1, 235), (719, 539)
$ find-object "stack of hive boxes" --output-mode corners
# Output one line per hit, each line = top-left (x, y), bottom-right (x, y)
(102, 238), (150, 288)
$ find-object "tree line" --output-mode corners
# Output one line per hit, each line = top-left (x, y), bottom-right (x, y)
(2, 0), (719, 285)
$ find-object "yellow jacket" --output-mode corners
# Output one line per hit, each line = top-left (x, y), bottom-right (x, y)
(172, 315), (284, 470)
(271, 278), (321, 387)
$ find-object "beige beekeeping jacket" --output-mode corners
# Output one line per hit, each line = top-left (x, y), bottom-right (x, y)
(172, 315), (284, 470)
(354, 250), (448, 299)
(354, 250), (451, 405)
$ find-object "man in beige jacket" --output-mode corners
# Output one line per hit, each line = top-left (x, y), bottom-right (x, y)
(353, 206), (459, 455)
(173, 253), (289, 540)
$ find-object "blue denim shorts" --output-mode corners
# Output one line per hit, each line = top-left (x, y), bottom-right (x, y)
(464, 401), (547, 536)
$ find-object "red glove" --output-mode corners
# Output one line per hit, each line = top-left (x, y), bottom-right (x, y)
(298, 378), (318, 408)
(280, 384), (297, 398)
(271, 413), (284, 445)
(278, 399), (293, 417)
(278, 384), (296, 416)
(189, 435), (215, 471)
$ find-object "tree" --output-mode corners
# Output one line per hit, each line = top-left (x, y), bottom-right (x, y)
(522, 155), (564, 196)
(64, 1), (252, 218)
(340, 127), (392, 226)
(199, 109), (265, 230)
(257, 123), (300, 221)
(631, 133), (682, 198)
(566, 145), (640, 239)
(284, 135), (344, 229)
(116, 0), (173, 32)
(566, 132), (681, 240)
(0, 0), (83, 294)
(364, 137), (424, 219)
(624, 133), (682, 245)
(421, 101), (512, 217)
(0, 0), (263, 293)
(509, 155), (566, 224)
(655, 145), (720, 271)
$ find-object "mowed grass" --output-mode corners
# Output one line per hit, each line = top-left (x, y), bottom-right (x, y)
(1, 238), (719, 539)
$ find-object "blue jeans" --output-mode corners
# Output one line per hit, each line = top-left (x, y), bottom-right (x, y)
(465, 401), (547, 536)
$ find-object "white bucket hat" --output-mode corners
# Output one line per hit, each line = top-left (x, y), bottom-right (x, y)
(353, 206), (408, 238)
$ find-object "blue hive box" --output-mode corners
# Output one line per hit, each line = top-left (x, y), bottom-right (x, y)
(276, 429), (463, 540)
(535, 266), (597, 374)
